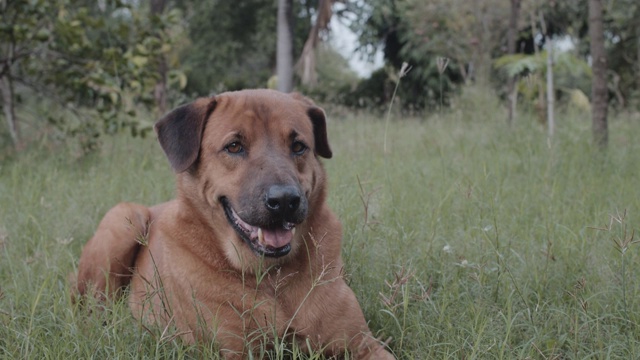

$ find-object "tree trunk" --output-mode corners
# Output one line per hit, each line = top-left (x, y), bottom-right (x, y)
(472, 0), (491, 85)
(637, 28), (640, 93)
(0, 73), (20, 149)
(546, 36), (555, 139)
(151, 0), (168, 114)
(297, 0), (332, 87)
(636, 9), (640, 93)
(506, 0), (521, 125)
(589, 0), (608, 148)
(276, 0), (294, 93)
(529, 12), (545, 124)
(539, 12), (554, 138)
(1, 27), (21, 149)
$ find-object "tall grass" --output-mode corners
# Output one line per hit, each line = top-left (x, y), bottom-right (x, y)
(2, 88), (640, 358)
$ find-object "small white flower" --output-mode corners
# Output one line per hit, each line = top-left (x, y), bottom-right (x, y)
(443, 244), (452, 254)
(55, 237), (74, 245)
(454, 259), (471, 268)
(454, 259), (473, 268)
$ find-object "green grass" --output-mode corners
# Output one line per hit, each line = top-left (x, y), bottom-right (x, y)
(2, 90), (640, 358)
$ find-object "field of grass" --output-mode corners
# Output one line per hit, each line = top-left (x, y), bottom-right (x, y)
(2, 89), (640, 359)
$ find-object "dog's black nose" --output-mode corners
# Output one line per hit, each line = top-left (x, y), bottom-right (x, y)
(265, 185), (301, 218)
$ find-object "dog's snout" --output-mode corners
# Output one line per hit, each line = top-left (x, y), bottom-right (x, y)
(265, 185), (302, 218)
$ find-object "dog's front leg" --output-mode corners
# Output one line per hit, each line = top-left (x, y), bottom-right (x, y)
(301, 280), (395, 359)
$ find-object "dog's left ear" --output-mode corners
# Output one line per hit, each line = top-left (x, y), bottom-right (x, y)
(154, 97), (217, 173)
(291, 93), (332, 159)
(307, 107), (332, 159)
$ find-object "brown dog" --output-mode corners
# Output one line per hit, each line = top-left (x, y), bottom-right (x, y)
(72, 89), (394, 359)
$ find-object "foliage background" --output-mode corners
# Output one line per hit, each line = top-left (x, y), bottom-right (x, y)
(2, 0), (640, 153)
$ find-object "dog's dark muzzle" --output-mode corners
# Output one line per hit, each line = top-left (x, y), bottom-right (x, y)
(221, 184), (308, 258)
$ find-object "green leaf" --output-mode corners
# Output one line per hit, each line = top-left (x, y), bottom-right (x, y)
(494, 54), (545, 77)
(108, 92), (119, 105)
(130, 56), (148, 68)
(34, 28), (50, 41)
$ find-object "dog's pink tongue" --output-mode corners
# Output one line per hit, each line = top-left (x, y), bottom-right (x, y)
(260, 228), (293, 249)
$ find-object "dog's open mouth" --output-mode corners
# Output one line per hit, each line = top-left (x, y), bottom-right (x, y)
(221, 198), (294, 258)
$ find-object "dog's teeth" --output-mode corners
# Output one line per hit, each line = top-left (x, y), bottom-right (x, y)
(283, 222), (294, 230)
(291, 227), (296, 236)
(258, 228), (264, 245)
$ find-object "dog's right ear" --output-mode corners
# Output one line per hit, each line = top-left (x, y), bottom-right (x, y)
(154, 97), (217, 173)
(290, 92), (332, 159)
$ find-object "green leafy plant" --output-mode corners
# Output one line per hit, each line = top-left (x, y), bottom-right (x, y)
(1, 0), (187, 153)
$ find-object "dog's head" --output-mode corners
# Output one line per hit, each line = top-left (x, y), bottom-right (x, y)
(154, 89), (332, 268)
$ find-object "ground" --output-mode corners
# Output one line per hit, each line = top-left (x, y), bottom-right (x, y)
(2, 89), (640, 358)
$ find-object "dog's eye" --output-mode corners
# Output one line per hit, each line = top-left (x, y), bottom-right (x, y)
(225, 142), (244, 154)
(291, 141), (307, 155)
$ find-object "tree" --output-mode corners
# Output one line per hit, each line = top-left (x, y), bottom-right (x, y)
(605, 0), (640, 108)
(297, 0), (333, 87)
(0, 0), (184, 153)
(506, 0), (521, 125)
(494, 50), (592, 126)
(179, 0), (313, 96)
(180, 0), (277, 94)
(589, 0), (608, 147)
(350, 0), (510, 110)
(398, 0), (510, 84)
(0, 0), (53, 149)
(539, 12), (555, 138)
(301, 42), (359, 103)
(0, 66), (18, 148)
(277, 0), (294, 92)
(151, 0), (168, 114)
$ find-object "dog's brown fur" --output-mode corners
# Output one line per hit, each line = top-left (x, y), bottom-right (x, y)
(72, 89), (394, 359)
